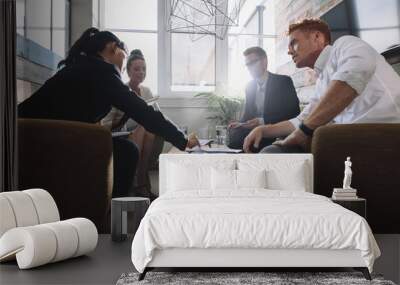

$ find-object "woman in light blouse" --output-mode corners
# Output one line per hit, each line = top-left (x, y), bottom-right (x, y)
(102, 49), (161, 198)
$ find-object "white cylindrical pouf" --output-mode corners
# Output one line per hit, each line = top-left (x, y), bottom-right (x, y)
(0, 196), (17, 237)
(65, 218), (98, 257)
(24, 189), (60, 224)
(42, 221), (79, 262)
(0, 188), (98, 269)
(0, 226), (57, 269)
(1, 192), (39, 227)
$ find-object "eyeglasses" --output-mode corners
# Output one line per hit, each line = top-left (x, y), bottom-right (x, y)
(245, 58), (262, 67)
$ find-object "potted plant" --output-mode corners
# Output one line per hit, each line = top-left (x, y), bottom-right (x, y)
(195, 92), (244, 125)
(195, 92), (244, 144)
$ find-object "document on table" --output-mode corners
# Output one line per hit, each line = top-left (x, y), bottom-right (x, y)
(186, 145), (243, 154)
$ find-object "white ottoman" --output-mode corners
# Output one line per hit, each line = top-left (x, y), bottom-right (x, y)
(0, 189), (98, 269)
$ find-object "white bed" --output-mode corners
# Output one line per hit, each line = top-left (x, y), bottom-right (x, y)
(131, 154), (380, 280)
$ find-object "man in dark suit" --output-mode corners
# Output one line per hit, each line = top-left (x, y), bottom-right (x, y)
(227, 46), (300, 151)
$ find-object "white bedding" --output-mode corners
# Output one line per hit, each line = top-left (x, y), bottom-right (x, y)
(131, 190), (380, 273)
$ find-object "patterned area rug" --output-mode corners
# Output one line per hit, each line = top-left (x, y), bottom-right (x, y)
(116, 271), (396, 285)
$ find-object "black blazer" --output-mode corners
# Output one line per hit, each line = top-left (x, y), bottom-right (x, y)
(18, 55), (187, 150)
(241, 72), (300, 124)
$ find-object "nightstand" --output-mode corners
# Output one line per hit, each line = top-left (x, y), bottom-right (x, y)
(331, 198), (366, 219)
(111, 197), (150, 242)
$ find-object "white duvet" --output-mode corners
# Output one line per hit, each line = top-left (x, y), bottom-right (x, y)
(131, 190), (380, 273)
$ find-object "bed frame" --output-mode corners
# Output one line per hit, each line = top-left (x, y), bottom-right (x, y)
(138, 154), (372, 281)
(139, 248), (371, 280)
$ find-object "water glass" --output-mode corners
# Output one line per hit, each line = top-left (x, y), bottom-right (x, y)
(215, 125), (227, 145)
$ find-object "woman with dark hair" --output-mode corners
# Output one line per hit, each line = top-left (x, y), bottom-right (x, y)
(18, 28), (199, 198)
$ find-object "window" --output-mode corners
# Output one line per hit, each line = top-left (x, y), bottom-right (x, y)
(171, 34), (216, 92)
(93, 0), (100, 27)
(52, 0), (69, 58)
(16, 0), (70, 105)
(263, 37), (276, 74)
(227, 0), (276, 95)
(26, 0), (51, 49)
(353, 0), (400, 53)
(103, 0), (158, 92)
(17, 0), (70, 58)
(228, 35), (257, 93)
(245, 14), (259, 34)
(16, 0), (25, 36)
(104, 0), (157, 30)
(101, 0), (276, 97)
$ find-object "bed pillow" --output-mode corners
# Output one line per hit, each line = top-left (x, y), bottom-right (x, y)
(265, 162), (307, 191)
(211, 169), (236, 190)
(236, 169), (267, 189)
(167, 160), (235, 192)
(238, 159), (309, 192)
(211, 168), (267, 190)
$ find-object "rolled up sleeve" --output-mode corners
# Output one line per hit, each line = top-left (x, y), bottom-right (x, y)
(289, 117), (301, 129)
(331, 37), (377, 95)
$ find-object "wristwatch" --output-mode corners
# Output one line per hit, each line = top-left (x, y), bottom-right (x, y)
(299, 122), (314, 137)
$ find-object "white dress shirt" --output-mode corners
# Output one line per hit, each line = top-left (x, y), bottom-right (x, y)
(290, 35), (400, 128)
(255, 72), (269, 125)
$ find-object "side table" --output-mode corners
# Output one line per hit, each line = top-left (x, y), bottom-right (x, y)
(111, 197), (150, 242)
(331, 197), (366, 219)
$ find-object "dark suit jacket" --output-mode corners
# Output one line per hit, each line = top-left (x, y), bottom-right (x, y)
(241, 72), (300, 124)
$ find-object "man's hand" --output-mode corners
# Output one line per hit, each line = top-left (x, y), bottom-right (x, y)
(242, 118), (261, 129)
(243, 126), (265, 153)
(273, 128), (311, 151)
(228, 118), (261, 130)
(228, 121), (241, 129)
(186, 132), (200, 149)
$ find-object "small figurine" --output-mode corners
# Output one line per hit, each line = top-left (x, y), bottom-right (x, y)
(342, 157), (353, 189)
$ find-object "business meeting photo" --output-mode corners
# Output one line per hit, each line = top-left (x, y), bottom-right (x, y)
(1, 0), (400, 284)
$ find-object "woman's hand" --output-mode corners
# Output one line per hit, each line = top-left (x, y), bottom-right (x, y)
(186, 133), (200, 149)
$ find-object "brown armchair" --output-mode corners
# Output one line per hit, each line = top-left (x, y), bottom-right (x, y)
(18, 119), (113, 233)
(312, 124), (400, 233)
